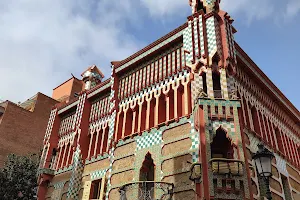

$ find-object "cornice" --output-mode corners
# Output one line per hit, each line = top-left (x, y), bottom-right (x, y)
(235, 42), (300, 123)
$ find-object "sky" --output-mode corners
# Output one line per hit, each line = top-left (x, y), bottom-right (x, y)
(0, 0), (299, 110)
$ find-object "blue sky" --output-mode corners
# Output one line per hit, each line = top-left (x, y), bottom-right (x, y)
(0, 0), (299, 110)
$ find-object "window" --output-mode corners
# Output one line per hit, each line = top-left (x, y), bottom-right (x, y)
(90, 179), (105, 200)
(139, 153), (155, 198)
(212, 72), (222, 98)
(211, 128), (234, 159)
(202, 73), (207, 94)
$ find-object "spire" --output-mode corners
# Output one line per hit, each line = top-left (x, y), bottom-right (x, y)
(189, 0), (220, 14)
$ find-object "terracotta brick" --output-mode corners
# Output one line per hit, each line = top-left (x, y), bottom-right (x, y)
(0, 93), (57, 167)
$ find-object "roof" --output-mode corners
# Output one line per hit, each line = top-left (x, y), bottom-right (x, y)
(52, 76), (81, 91)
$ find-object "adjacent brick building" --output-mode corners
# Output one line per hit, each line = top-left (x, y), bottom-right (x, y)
(38, 1), (300, 200)
(0, 77), (83, 167)
(0, 93), (58, 166)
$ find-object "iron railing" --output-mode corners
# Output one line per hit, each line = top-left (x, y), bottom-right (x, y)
(210, 158), (244, 176)
(119, 181), (174, 200)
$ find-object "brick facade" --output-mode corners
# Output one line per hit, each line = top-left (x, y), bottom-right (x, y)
(0, 93), (58, 166)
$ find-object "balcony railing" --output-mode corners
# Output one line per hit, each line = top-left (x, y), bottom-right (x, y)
(213, 90), (223, 99)
(119, 181), (174, 200)
(210, 158), (244, 176)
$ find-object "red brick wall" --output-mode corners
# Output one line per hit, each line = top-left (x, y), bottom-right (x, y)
(0, 93), (58, 167)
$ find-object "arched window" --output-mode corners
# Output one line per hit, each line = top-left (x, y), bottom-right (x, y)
(211, 128), (234, 159)
(139, 153), (155, 198)
(140, 153), (155, 182)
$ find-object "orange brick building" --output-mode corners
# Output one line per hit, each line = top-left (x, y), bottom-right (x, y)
(37, 1), (300, 200)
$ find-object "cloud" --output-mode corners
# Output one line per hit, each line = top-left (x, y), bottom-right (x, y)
(0, 0), (142, 103)
(285, 0), (300, 19)
(220, 0), (275, 23)
(141, 0), (189, 17)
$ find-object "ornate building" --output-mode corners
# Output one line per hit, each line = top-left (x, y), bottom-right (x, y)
(37, 1), (300, 199)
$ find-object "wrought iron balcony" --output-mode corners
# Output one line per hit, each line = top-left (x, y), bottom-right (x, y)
(210, 158), (244, 176)
(119, 181), (174, 200)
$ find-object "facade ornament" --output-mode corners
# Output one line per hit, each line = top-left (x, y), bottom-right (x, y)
(229, 89), (239, 100)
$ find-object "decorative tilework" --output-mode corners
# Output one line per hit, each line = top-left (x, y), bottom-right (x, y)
(67, 146), (84, 199)
(220, 68), (229, 99)
(44, 108), (58, 142)
(53, 181), (66, 189)
(136, 131), (163, 150)
(191, 134), (199, 149)
(209, 120), (236, 142)
(206, 68), (214, 98)
(206, 16), (217, 60)
(72, 93), (87, 130)
(90, 169), (107, 181)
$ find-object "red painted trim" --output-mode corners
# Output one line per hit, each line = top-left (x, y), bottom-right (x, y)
(199, 106), (210, 199)
(235, 43), (300, 124)
(238, 106), (254, 200)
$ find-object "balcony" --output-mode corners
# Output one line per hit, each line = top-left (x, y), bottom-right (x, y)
(119, 181), (174, 200)
(210, 158), (244, 176)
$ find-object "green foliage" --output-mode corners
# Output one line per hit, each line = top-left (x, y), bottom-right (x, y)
(0, 153), (40, 200)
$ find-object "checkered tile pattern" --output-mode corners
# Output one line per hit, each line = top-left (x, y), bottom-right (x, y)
(199, 15), (205, 56)
(192, 74), (203, 105)
(194, 17), (199, 57)
(206, 17), (217, 59)
(206, 68), (214, 98)
(183, 21), (193, 64)
(67, 146), (84, 199)
(192, 151), (199, 163)
(191, 134), (199, 149)
(105, 147), (115, 200)
(136, 131), (163, 150)
(72, 93), (87, 130)
(214, 17), (223, 61)
(220, 69), (229, 99)
(91, 169), (107, 181)
(44, 108), (57, 142)
(203, 0), (215, 6)
(53, 181), (65, 189)
(209, 120), (236, 140)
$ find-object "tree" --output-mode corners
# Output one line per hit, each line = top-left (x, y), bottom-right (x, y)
(0, 153), (40, 200)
